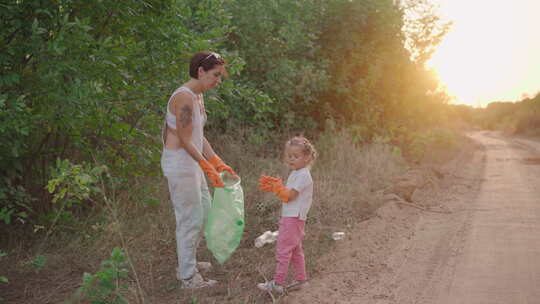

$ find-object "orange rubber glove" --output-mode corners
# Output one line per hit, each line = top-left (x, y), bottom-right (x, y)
(208, 155), (238, 177)
(258, 175), (280, 192)
(258, 175), (293, 202)
(198, 159), (224, 188)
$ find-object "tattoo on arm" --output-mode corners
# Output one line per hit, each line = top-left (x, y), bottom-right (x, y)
(179, 105), (193, 128)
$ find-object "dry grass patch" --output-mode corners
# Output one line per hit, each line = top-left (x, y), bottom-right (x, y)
(0, 129), (408, 304)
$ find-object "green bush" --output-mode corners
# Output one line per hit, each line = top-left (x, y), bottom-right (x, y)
(25, 255), (47, 273)
(44, 159), (107, 232)
(1, 0), (452, 236)
(408, 128), (458, 162)
(0, 180), (32, 226)
(80, 247), (129, 304)
(0, 0), (238, 230)
(0, 251), (7, 284)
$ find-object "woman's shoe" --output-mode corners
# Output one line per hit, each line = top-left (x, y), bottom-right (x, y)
(181, 273), (217, 289)
(196, 261), (212, 273)
(176, 262), (213, 280)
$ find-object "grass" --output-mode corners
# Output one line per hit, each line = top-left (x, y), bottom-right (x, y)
(0, 128), (411, 304)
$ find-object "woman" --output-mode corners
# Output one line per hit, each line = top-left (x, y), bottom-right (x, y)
(161, 51), (237, 289)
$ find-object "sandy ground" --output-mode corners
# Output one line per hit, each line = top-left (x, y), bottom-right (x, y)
(285, 131), (540, 304)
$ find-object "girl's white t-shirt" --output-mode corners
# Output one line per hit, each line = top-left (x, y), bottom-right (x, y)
(282, 167), (313, 220)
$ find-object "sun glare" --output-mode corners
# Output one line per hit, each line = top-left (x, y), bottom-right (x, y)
(426, 0), (540, 107)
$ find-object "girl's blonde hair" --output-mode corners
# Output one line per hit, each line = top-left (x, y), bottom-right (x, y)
(285, 135), (317, 167)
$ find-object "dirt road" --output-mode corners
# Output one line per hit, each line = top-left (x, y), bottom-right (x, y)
(427, 132), (540, 304)
(288, 131), (540, 304)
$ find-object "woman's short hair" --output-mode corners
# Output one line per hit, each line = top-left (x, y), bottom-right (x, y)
(189, 51), (226, 79)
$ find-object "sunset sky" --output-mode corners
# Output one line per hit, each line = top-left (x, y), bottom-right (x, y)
(426, 0), (540, 107)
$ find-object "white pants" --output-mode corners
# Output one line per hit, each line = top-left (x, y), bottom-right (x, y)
(161, 149), (211, 280)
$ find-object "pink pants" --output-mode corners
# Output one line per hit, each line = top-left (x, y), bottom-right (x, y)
(274, 217), (307, 285)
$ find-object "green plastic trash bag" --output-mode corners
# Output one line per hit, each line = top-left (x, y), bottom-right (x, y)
(205, 172), (245, 264)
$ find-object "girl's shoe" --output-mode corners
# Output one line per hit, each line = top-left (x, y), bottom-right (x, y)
(257, 280), (284, 294)
(287, 280), (310, 291)
(181, 273), (217, 289)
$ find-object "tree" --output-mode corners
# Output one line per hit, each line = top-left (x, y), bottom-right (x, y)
(0, 0), (234, 229)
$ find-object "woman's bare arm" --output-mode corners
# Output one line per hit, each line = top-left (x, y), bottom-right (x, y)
(173, 92), (205, 162)
(202, 137), (217, 160)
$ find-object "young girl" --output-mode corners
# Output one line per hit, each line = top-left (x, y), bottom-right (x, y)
(257, 135), (317, 293)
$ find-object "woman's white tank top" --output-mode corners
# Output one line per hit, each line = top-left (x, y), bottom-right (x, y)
(162, 87), (206, 151)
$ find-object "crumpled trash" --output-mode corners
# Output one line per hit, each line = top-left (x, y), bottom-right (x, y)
(332, 232), (345, 240)
(254, 230), (279, 248)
